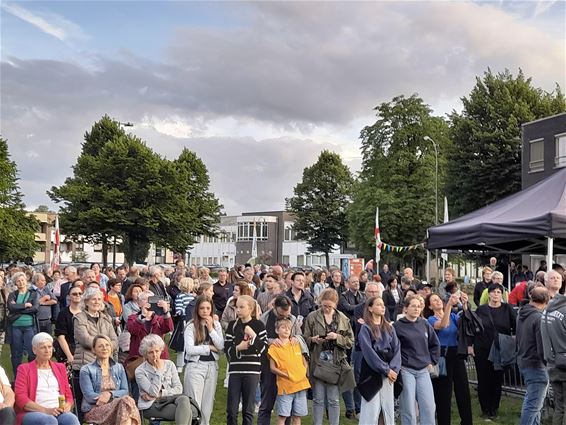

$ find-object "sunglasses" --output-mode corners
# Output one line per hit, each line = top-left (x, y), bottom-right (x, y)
(70, 292), (83, 296)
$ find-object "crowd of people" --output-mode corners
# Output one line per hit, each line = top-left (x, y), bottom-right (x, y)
(0, 258), (564, 425)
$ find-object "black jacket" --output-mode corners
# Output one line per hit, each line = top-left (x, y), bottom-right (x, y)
(382, 288), (403, 321)
(285, 289), (316, 321)
(338, 290), (366, 319)
(516, 303), (545, 369)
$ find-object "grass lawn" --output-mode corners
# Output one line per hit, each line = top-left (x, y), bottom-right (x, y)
(0, 342), (530, 424)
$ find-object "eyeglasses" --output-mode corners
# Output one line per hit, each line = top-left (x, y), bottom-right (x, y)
(70, 292), (83, 296)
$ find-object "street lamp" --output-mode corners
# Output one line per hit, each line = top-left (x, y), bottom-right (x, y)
(424, 136), (439, 284)
(119, 122), (134, 127)
(423, 136), (438, 225)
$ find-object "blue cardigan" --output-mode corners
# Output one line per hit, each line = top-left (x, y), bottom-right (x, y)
(79, 359), (129, 412)
(358, 323), (401, 376)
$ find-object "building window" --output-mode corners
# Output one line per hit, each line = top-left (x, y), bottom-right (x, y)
(297, 255), (305, 266)
(282, 255), (290, 265)
(237, 222), (268, 241)
(529, 139), (544, 172)
(555, 134), (566, 168)
(284, 226), (296, 241)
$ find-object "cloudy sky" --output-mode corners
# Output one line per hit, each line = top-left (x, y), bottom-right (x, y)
(1, 0), (564, 215)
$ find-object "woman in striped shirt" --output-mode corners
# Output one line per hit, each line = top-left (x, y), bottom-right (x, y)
(225, 295), (267, 425)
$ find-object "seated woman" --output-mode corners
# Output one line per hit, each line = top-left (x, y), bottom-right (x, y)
(135, 334), (192, 425)
(14, 333), (79, 425)
(79, 335), (140, 425)
(0, 365), (16, 425)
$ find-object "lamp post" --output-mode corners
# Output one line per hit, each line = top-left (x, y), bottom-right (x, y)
(424, 136), (439, 283)
(424, 136), (438, 225)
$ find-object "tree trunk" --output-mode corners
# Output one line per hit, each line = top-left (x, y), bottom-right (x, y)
(124, 233), (135, 266)
(325, 251), (330, 268)
(101, 235), (108, 268)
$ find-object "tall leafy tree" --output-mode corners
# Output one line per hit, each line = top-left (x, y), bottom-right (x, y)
(0, 137), (38, 262)
(49, 116), (221, 265)
(448, 69), (566, 217)
(48, 116), (127, 266)
(287, 150), (353, 267)
(348, 95), (450, 264)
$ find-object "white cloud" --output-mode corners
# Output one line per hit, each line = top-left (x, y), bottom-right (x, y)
(1, 1), (564, 214)
(1, 2), (85, 42)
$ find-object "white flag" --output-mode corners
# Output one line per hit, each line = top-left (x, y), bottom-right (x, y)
(441, 197), (449, 263)
(251, 220), (258, 259)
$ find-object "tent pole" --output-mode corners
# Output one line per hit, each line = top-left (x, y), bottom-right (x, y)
(426, 250), (431, 283)
(547, 237), (554, 270)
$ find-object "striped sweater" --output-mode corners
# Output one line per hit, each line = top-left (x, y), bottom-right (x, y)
(225, 318), (267, 375)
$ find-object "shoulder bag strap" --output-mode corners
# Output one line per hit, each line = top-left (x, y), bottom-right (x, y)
(544, 311), (557, 357)
(486, 306), (501, 349)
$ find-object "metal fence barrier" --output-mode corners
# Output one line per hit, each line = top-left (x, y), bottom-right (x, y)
(465, 360), (555, 419)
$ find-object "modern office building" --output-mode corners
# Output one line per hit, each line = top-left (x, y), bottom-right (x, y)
(522, 112), (566, 188)
(188, 211), (353, 268)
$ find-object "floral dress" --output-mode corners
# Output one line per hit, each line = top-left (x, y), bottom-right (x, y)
(84, 374), (140, 425)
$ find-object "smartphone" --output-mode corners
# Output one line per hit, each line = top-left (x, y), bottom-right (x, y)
(148, 296), (166, 316)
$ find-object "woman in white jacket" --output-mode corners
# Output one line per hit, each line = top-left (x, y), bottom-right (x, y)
(184, 295), (224, 425)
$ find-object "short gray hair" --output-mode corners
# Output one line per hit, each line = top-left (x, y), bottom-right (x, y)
(139, 334), (165, 357)
(32, 332), (53, 348)
(149, 265), (163, 277)
(11, 271), (27, 286)
(32, 273), (46, 285)
(80, 287), (103, 310)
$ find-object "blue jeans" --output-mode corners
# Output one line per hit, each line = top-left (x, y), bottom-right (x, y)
(312, 378), (340, 425)
(399, 367), (436, 425)
(22, 412), (80, 425)
(10, 325), (35, 376)
(519, 368), (548, 425)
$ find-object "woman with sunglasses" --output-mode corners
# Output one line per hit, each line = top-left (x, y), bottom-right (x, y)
(54, 280), (83, 364)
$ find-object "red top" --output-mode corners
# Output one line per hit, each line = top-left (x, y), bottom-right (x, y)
(126, 312), (173, 363)
(508, 281), (528, 306)
(14, 360), (74, 425)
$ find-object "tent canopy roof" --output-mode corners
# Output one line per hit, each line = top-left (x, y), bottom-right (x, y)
(427, 168), (566, 254)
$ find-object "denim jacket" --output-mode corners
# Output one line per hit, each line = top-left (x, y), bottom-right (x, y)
(79, 359), (129, 412)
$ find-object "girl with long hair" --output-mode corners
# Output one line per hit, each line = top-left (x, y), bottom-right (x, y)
(183, 296), (224, 425)
(358, 297), (401, 425)
(393, 295), (440, 425)
(224, 295), (267, 425)
(424, 293), (473, 425)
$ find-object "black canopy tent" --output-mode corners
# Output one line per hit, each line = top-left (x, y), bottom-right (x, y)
(427, 167), (566, 256)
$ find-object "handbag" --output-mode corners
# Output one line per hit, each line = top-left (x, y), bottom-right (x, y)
(152, 395), (178, 410)
(357, 357), (383, 401)
(313, 358), (341, 385)
(168, 318), (185, 352)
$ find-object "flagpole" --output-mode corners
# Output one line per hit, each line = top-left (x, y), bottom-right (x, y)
(375, 207), (381, 274)
(51, 214), (60, 271)
(441, 197), (449, 279)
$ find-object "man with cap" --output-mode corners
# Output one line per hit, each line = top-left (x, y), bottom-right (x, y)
(417, 281), (432, 298)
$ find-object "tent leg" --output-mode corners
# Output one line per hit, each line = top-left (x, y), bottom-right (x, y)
(547, 237), (554, 270)
(426, 250), (431, 283)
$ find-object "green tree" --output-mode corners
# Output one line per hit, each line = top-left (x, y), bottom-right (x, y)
(49, 116), (221, 265)
(348, 95), (450, 265)
(0, 137), (38, 262)
(287, 150), (353, 267)
(34, 205), (49, 213)
(448, 69), (566, 217)
(48, 116), (127, 266)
